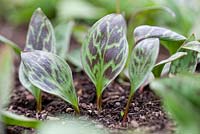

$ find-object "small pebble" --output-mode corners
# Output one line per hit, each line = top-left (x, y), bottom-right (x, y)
(130, 120), (139, 128)
(66, 108), (73, 112)
(134, 107), (139, 111)
(115, 102), (120, 106)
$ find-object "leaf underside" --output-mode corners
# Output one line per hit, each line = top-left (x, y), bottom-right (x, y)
(134, 25), (186, 44)
(21, 51), (78, 107)
(82, 14), (128, 94)
(129, 38), (159, 94)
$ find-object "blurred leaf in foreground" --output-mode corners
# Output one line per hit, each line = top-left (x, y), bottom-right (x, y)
(0, 111), (42, 129)
(150, 74), (200, 134)
(39, 117), (108, 134)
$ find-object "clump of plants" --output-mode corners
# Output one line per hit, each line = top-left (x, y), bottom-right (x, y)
(20, 8), (79, 113)
(1, 5), (200, 134)
(81, 13), (128, 110)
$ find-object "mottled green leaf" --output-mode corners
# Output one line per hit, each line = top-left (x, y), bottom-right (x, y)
(150, 75), (200, 134)
(67, 48), (82, 69)
(0, 46), (13, 108)
(0, 35), (21, 55)
(134, 25), (186, 44)
(82, 14), (128, 96)
(152, 52), (187, 77)
(129, 38), (159, 94)
(169, 41), (200, 74)
(1, 111), (42, 129)
(25, 8), (56, 53)
(21, 51), (79, 111)
(55, 21), (74, 59)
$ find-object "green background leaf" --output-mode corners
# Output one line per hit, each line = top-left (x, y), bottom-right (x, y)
(55, 21), (74, 59)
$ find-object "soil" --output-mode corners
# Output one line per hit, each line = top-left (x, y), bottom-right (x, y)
(0, 21), (173, 134)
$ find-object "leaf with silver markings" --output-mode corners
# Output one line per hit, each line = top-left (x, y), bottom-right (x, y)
(21, 51), (79, 113)
(81, 14), (128, 110)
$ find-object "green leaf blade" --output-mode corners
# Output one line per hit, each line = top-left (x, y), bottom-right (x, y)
(21, 51), (78, 109)
(0, 46), (14, 107)
(1, 111), (42, 129)
(129, 38), (159, 93)
(0, 35), (21, 55)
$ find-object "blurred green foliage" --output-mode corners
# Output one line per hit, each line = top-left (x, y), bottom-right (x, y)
(0, 0), (199, 37)
(150, 74), (200, 134)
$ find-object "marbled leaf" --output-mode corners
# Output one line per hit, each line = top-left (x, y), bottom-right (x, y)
(153, 52), (187, 77)
(129, 38), (159, 94)
(169, 41), (200, 74)
(25, 8), (56, 53)
(134, 25), (186, 44)
(21, 51), (79, 110)
(81, 14), (128, 96)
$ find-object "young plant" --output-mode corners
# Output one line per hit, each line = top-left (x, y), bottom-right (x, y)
(19, 8), (56, 112)
(123, 38), (159, 122)
(19, 8), (79, 113)
(123, 25), (187, 122)
(21, 51), (79, 113)
(81, 14), (128, 110)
